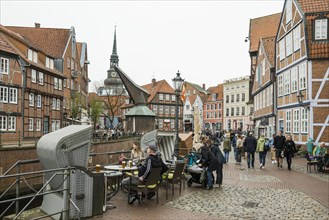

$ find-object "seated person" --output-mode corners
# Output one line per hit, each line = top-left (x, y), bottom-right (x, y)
(121, 144), (168, 204)
(130, 141), (144, 163)
(316, 142), (328, 171)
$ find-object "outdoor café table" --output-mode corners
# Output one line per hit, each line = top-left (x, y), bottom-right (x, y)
(97, 170), (123, 211)
(104, 164), (138, 172)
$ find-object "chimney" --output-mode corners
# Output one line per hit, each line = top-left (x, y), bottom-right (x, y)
(34, 23), (41, 28)
(152, 78), (156, 86)
(202, 83), (205, 90)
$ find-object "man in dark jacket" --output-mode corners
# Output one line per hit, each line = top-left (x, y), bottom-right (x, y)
(122, 144), (168, 204)
(243, 132), (257, 168)
(200, 139), (220, 190)
(273, 130), (286, 169)
(211, 138), (225, 187)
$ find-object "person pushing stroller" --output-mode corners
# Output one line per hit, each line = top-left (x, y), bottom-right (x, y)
(200, 138), (221, 190)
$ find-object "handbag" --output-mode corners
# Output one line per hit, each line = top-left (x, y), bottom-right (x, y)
(280, 150), (285, 158)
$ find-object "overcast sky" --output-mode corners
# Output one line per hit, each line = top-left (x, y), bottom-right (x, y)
(1, 0), (284, 90)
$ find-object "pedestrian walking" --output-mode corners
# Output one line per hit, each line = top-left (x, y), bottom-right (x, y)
(283, 135), (297, 170)
(222, 134), (231, 163)
(273, 130), (286, 169)
(256, 135), (266, 169)
(243, 132), (257, 169)
(236, 135), (244, 164)
(211, 138), (225, 187)
(232, 135), (238, 163)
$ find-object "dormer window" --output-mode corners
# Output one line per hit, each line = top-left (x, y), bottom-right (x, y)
(315, 18), (328, 40)
(28, 49), (38, 63)
(46, 57), (54, 69)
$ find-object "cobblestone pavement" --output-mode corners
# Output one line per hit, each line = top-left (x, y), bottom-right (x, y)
(98, 150), (329, 220)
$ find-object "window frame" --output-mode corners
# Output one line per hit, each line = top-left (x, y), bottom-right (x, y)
(286, 0), (292, 24)
(286, 32), (293, 57)
(293, 109), (300, 133)
(37, 95), (42, 108)
(314, 18), (328, 40)
(286, 110), (291, 133)
(278, 74), (284, 97)
(299, 62), (307, 90)
(279, 39), (285, 60)
(293, 24), (301, 51)
(31, 69), (37, 83)
(36, 118), (41, 131)
(8, 116), (16, 131)
(291, 67), (298, 93)
(9, 87), (17, 104)
(301, 108), (308, 134)
(29, 93), (34, 106)
(1, 57), (9, 74)
(0, 86), (8, 103)
(29, 118), (34, 131)
(38, 72), (44, 85)
(284, 71), (291, 95)
(0, 116), (7, 131)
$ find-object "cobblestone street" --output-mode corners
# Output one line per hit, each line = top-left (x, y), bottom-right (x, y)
(97, 151), (329, 220)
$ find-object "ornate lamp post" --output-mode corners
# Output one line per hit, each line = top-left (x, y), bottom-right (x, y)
(172, 71), (184, 156)
(296, 91), (309, 110)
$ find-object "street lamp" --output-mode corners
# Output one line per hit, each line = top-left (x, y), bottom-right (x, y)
(172, 70), (184, 157)
(296, 91), (309, 110)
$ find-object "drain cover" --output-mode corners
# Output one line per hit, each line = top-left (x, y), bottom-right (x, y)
(242, 201), (259, 208)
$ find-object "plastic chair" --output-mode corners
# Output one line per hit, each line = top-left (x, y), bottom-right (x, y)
(128, 167), (162, 204)
(164, 162), (186, 200)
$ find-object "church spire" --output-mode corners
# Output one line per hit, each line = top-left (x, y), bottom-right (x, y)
(110, 26), (119, 66)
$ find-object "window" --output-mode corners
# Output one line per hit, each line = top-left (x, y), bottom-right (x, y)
(159, 94), (163, 101)
(54, 77), (58, 89)
(0, 116), (7, 131)
(278, 74), (284, 96)
(236, 107), (240, 116)
(286, 0), (292, 24)
(67, 57), (71, 69)
(36, 118), (41, 131)
(284, 71), (290, 95)
(56, 120), (60, 130)
(226, 95), (229, 103)
(299, 62), (307, 90)
(279, 39), (285, 60)
(212, 94), (217, 101)
(231, 94), (234, 103)
(236, 94), (240, 102)
(259, 92), (263, 108)
(315, 19), (328, 40)
(165, 94), (169, 101)
(153, 105), (157, 114)
(171, 106), (175, 115)
(293, 109), (300, 133)
(226, 108), (229, 116)
(29, 93), (34, 106)
(1, 57), (9, 74)
(9, 88), (17, 104)
(31, 69), (37, 83)
(58, 79), (63, 90)
(38, 72), (44, 85)
(159, 105), (163, 114)
(37, 95), (42, 108)
(286, 32), (292, 56)
(67, 79), (70, 88)
(293, 25), (301, 51)
(8, 116), (16, 131)
(165, 106), (169, 114)
(52, 98), (56, 110)
(63, 97), (66, 109)
(286, 110), (291, 133)
(0, 86), (8, 103)
(242, 107), (245, 115)
(170, 119), (175, 129)
(301, 108), (308, 133)
(29, 118), (34, 131)
(28, 49), (38, 63)
(270, 85), (273, 105)
(46, 57), (54, 69)
(206, 112), (209, 119)
(291, 67), (298, 93)
(171, 95), (175, 102)
(267, 87), (270, 106)
(52, 120), (56, 132)
(56, 99), (60, 110)
(231, 107), (234, 116)
(242, 93), (245, 102)
(158, 119), (163, 129)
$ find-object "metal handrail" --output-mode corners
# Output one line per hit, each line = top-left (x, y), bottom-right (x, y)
(2, 159), (40, 176)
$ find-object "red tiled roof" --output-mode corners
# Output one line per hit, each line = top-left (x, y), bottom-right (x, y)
(206, 84), (223, 102)
(0, 34), (17, 55)
(297, 0), (329, 13)
(142, 79), (174, 103)
(249, 13), (281, 53)
(0, 31), (65, 78)
(5, 26), (70, 58)
(261, 36), (276, 67)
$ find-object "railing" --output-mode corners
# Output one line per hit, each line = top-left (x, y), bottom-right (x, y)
(0, 160), (80, 220)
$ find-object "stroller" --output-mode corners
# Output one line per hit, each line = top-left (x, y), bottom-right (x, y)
(185, 151), (214, 188)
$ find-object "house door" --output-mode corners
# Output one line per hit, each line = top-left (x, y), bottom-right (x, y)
(43, 117), (49, 134)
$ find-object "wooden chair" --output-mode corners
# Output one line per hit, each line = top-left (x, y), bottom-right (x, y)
(305, 153), (319, 173)
(128, 167), (162, 204)
(164, 162), (186, 200)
